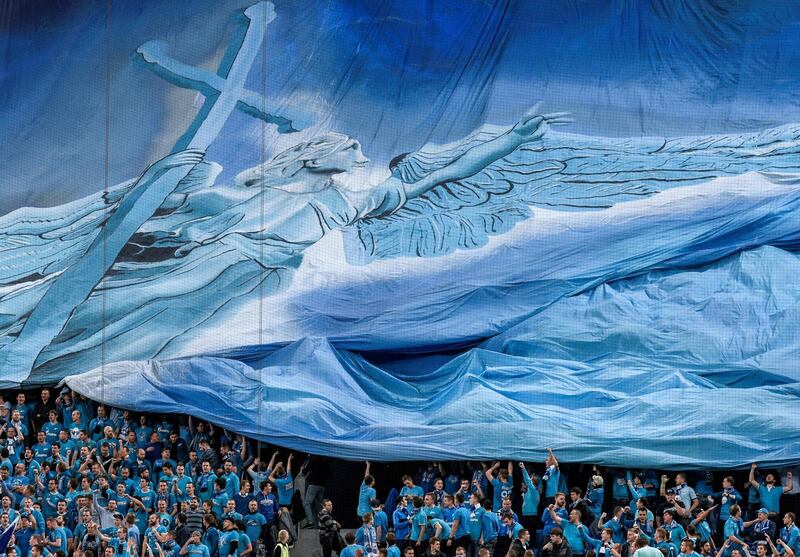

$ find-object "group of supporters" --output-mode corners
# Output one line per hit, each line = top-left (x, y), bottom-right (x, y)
(0, 387), (796, 557)
(344, 453), (799, 557)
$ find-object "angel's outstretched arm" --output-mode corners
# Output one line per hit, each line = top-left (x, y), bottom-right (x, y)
(401, 111), (572, 200)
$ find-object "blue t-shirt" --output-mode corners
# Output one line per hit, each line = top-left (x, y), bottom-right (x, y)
(387, 545), (401, 557)
(244, 513), (266, 543)
(238, 533), (252, 557)
(42, 423), (63, 446)
(429, 518), (451, 540)
(491, 476), (513, 511)
(759, 484), (783, 513)
(340, 545), (366, 557)
(373, 510), (388, 542)
(468, 506), (484, 540)
(358, 481), (377, 516)
(410, 511), (426, 542)
(185, 543), (211, 557)
(481, 511), (499, 542)
(274, 474), (295, 506)
(544, 466), (561, 498)
(145, 526), (167, 552)
(453, 506), (471, 538)
(217, 530), (239, 557)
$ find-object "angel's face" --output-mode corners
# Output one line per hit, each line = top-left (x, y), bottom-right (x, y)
(312, 140), (369, 174)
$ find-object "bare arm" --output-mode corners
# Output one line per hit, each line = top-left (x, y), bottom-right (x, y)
(401, 111), (572, 201)
(750, 464), (761, 488)
(364, 461), (371, 478)
(784, 472), (794, 493)
(485, 462), (500, 483)
(547, 448), (558, 469)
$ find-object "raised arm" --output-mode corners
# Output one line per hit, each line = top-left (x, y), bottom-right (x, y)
(694, 505), (717, 525)
(402, 111), (572, 200)
(520, 463), (535, 490)
(364, 461), (371, 479)
(750, 464), (761, 488)
(784, 471), (794, 493)
(777, 539), (796, 557)
(485, 462), (500, 483)
(265, 450), (279, 475)
(286, 453), (294, 475)
(547, 448), (559, 469)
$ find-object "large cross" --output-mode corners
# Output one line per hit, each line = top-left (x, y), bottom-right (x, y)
(1, 1), (307, 382)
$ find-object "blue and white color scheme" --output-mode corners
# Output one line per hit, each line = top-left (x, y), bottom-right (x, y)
(2, 1), (800, 466)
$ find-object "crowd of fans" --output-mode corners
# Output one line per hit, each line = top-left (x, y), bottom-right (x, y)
(0, 387), (796, 557)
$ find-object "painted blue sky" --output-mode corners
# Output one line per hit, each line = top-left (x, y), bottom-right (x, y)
(2, 0), (800, 212)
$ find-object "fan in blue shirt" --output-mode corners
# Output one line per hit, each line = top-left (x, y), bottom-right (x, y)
(485, 462), (513, 512)
(750, 465), (793, 514)
(357, 463), (377, 517)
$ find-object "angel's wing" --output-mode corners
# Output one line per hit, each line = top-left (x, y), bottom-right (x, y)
(344, 124), (800, 264)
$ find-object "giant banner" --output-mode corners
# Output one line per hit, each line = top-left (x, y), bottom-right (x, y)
(3, 1), (800, 465)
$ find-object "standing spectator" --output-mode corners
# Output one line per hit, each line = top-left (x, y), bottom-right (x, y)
(243, 500), (267, 553)
(541, 528), (572, 557)
(400, 476), (424, 513)
(371, 500), (388, 546)
(750, 466), (793, 516)
(341, 532), (366, 557)
(32, 390), (56, 433)
(392, 497), (411, 549)
(585, 473), (605, 522)
(358, 463), (377, 518)
(272, 530), (291, 557)
(662, 510), (688, 547)
(544, 494), (569, 538)
(657, 489), (688, 528)
(626, 473), (648, 510)
(714, 477), (743, 535)
(519, 463), (541, 535)
(723, 505), (746, 557)
(548, 507), (587, 557)
(543, 450), (562, 505)
(568, 488), (594, 526)
(166, 433), (190, 466)
(485, 462), (513, 512)
(779, 513), (800, 556)
(318, 499), (341, 557)
(479, 499), (499, 556)
(301, 455), (328, 529)
(269, 455), (296, 513)
(417, 464), (440, 495)
(356, 513), (379, 557)
(744, 509), (776, 544)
